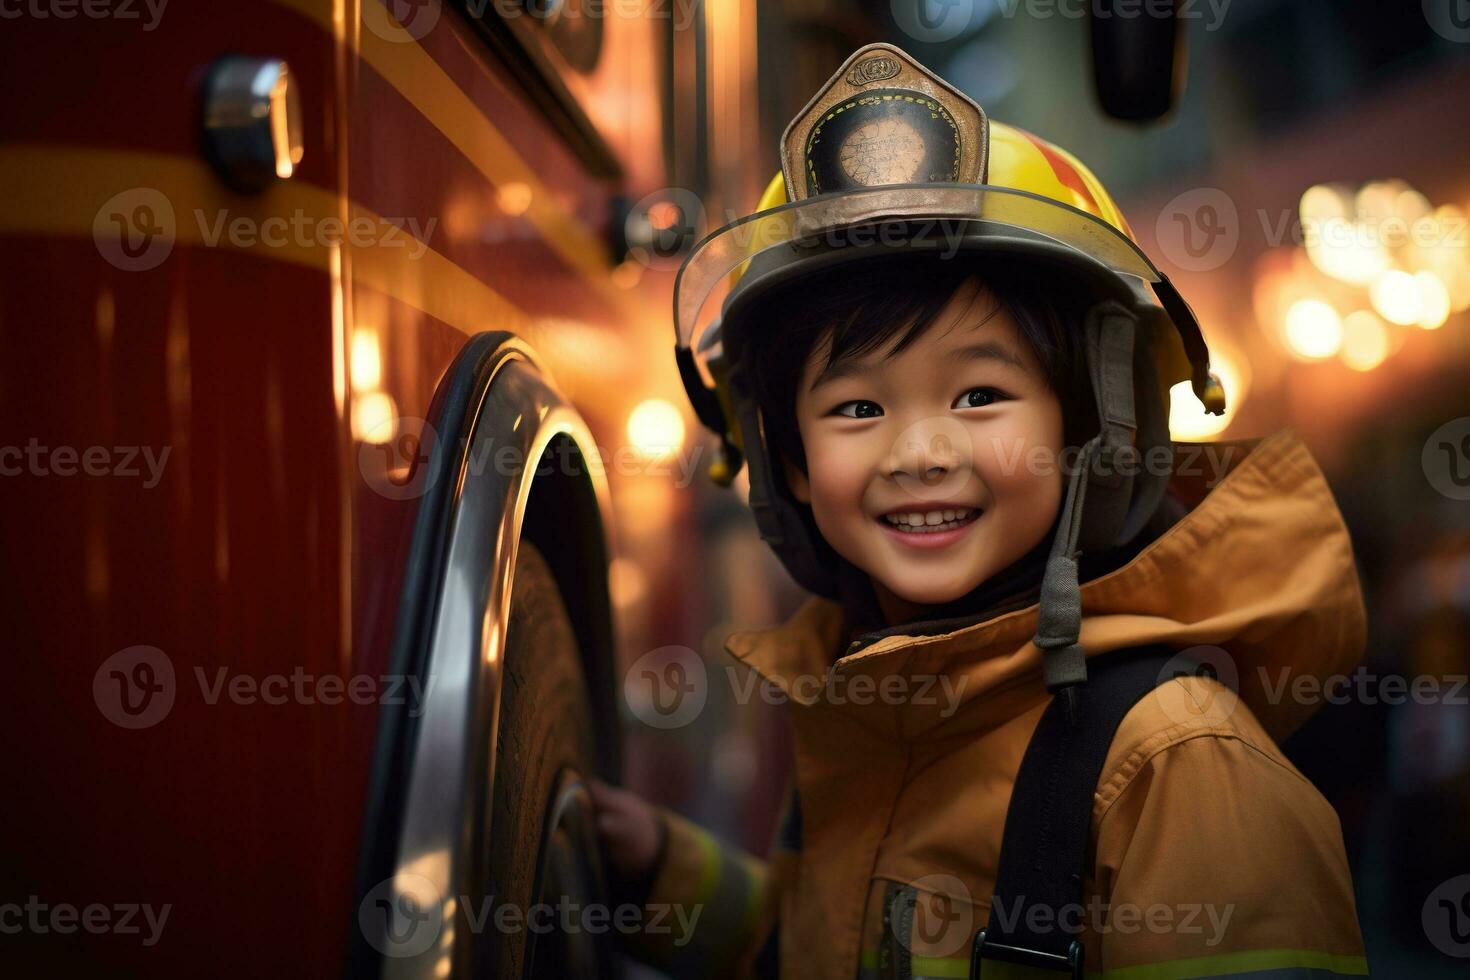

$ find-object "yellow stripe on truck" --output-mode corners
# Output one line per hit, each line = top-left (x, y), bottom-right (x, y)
(0, 144), (539, 347)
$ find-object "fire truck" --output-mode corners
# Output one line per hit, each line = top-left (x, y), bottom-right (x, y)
(0, 1), (696, 975)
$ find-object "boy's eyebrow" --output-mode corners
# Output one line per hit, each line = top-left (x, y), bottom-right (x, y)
(808, 339), (1029, 393)
(953, 340), (1030, 372)
(808, 357), (872, 393)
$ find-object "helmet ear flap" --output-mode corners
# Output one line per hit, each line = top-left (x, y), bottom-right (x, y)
(727, 354), (843, 598)
(1075, 300), (1170, 553)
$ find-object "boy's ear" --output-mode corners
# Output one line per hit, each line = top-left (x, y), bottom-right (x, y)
(780, 452), (811, 504)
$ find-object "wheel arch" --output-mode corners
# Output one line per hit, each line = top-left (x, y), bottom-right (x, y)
(349, 331), (621, 979)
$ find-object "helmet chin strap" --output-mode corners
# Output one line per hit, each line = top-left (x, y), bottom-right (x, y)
(1035, 300), (1142, 703)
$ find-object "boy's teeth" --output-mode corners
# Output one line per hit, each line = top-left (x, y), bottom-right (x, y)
(884, 508), (971, 528)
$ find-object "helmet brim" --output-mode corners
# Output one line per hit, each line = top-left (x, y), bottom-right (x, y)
(673, 183), (1164, 356)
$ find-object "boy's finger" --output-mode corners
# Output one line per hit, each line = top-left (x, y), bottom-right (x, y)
(597, 807), (634, 834)
(586, 777), (618, 810)
(589, 779), (639, 813)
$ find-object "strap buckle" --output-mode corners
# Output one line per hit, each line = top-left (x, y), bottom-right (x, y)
(969, 929), (1083, 979)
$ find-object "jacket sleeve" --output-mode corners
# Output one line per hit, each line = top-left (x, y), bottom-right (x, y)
(1091, 729), (1370, 978)
(622, 786), (801, 979)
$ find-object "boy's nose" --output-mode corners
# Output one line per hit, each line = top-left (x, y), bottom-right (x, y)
(881, 416), (968, 484)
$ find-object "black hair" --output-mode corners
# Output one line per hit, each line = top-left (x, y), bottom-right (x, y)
(741, 250), (1099, 476)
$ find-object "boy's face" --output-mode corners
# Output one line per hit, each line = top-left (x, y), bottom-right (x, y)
(783, 276), (1065, 621)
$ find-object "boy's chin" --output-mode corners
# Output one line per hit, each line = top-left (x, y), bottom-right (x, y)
(871, 569), (982, 608)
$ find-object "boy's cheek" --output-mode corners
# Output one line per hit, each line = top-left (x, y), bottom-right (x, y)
(804, 445), (870, 502)
(972, 416), (1065, 486)
(803, 454), (884, 553)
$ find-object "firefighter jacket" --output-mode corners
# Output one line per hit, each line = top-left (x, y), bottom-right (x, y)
(630, 429), (1369, 980)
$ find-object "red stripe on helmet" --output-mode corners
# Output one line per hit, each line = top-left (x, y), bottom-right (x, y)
(1020, 129), (1101, 216)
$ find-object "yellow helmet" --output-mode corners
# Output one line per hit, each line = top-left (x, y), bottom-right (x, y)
(672, 41), (1223, 614)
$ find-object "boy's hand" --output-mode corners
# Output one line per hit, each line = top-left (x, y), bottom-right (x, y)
(588, 778), (666, 881)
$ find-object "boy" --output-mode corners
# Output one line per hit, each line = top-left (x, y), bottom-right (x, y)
(592, 43), (1368, 980)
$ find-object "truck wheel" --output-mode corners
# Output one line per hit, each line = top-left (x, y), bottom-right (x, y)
(480, 540), (615, 979)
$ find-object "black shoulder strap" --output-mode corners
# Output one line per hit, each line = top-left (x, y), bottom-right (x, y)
(973, 645), (1179, 978)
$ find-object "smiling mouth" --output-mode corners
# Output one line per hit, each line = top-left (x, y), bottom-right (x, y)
(877, 507), (982, 534)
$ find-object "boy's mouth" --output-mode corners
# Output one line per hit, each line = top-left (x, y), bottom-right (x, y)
(876, 506), (981, 534)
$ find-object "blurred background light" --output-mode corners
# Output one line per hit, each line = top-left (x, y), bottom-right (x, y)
(352, 391), (397, 444)
(1339, 310), (1391, 372)
(608, 556), (649, 610)
(1370, 269), (1423, 326)
(626, 398), (685, 460)
(1414, 270), (1451, 329)
(1284, 298), (1343, 360)
(351, 329), (383, 389)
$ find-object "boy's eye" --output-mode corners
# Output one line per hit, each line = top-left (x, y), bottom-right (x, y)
(833, 400), (883, 419)
(952, 387), (1006, 410)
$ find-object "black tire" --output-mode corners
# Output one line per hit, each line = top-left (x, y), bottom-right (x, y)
(479, 540), (613, 979)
